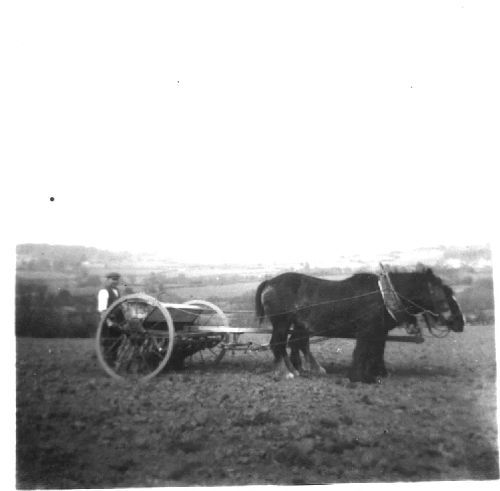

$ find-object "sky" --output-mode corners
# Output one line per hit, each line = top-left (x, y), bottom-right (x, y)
(3, 1), (499, 266)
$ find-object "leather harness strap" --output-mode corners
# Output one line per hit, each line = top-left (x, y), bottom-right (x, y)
(378, 264), (407, 323)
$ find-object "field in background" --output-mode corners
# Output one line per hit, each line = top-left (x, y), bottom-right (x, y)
(16, 265), (495, 337)
(165, 281), (261, 300)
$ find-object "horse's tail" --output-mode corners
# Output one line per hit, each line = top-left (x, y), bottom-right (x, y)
(255, 280), (269, 324)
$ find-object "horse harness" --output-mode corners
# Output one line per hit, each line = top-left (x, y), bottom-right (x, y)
(378, 264), (408, 323)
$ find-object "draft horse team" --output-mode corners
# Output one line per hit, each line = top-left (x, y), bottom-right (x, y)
(255, 267), (464, 383)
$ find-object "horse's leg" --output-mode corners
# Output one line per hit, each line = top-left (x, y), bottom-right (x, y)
(369, 317), (390, 378)
(349, 337), (367, 382)
(302, 341), (326, 375)
(295, 320), (326, 376)
(371, 337), (388, 377)
(290, 324), (324, 375)
(270, 316), (299, 379)
(269, 329), (280, 362)
(299, 339), (311, 372)
(353, 341), (377, 383)
(289, 329), (303, 373)
(349, 333), (377, 384)
(350, 314), (391, 384)
(289, 323), (314, 373)
(289, 325), (326, 376)
(363, 339), (380, 382)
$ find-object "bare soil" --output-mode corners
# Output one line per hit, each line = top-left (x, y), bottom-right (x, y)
(17, 325), (498, 488)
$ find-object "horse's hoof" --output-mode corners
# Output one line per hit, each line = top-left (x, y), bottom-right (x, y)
(316, 366), (327, 376)
(348, 373), (363, 383)
(273, 371), (296, 381)
(373, 366), (388, 377)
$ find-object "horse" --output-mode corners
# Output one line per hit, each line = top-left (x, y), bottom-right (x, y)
(254, 268), (464, 383)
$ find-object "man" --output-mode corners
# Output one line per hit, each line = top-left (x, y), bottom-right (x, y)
(97, 272), (121, 317)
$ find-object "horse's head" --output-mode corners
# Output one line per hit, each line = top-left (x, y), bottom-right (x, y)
(423, 269), (465, 332)
(439, 284), (465, 332)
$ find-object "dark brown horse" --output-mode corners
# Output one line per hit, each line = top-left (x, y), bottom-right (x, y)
(255, 269), (464, 383)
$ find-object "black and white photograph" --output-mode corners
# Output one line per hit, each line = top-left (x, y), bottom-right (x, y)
(3, 0), (499, 488)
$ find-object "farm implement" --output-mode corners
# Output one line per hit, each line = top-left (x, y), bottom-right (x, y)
(95, 288), (438, 382)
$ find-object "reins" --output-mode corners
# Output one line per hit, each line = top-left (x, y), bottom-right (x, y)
(170, 289), (381, 319)
(394, 291), (440, 318)
(135, 266), (452, 346)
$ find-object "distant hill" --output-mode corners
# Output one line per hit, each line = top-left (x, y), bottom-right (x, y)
(377, 245), (492, 271)
(16, 242), (492, 274)
(16, 244), (133, 269)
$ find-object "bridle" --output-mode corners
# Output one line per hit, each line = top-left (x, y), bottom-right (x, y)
(378, 264), (453, 337)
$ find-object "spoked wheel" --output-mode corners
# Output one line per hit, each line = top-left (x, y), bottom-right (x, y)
(180, 299), (229, 367)
(95, 293), (175, 381)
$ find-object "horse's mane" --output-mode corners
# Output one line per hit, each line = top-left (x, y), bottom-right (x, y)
(350, 266), (448, 289)
(350, 272), (377, 280)
(442, 283), (455, 295)
(323, 266), (451, 295)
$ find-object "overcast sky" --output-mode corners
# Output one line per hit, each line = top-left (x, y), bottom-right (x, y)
(3, 1), (498, 265)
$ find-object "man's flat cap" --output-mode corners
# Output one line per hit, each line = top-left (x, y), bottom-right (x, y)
(106, 272), (121, 280)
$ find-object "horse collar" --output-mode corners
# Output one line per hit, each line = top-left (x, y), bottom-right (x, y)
(378, 269), (407, 323)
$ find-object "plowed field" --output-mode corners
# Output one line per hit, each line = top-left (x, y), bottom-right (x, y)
(17, 325), (498, 487)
